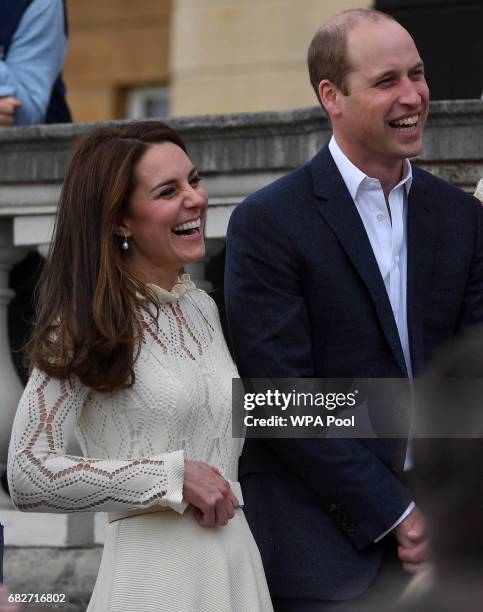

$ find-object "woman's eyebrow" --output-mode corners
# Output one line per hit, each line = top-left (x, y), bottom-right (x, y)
(149, 167), (198, 193)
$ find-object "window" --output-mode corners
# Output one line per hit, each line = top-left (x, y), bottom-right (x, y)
(126, 86), (170, 119)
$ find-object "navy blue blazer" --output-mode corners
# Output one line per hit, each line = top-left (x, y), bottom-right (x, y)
(224, 145), (483, 601)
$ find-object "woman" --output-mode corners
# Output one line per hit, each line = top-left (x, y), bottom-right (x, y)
(7, 121), (273, 612)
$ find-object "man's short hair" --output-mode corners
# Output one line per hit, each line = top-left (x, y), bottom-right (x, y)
(307, 9), (396, 106)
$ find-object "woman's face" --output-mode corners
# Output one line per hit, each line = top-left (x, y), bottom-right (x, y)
(121, 142), (208, 287)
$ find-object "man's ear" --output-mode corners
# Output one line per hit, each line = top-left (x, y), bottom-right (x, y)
(318, 79), (343, 118)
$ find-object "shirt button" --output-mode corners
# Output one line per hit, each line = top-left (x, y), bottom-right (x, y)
(377, 213), (385, 221)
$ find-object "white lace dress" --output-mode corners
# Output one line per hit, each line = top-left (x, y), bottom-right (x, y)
(7, 276), (273, 612)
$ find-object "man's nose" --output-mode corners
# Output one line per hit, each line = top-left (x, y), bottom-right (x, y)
(398, 78), (421, 106)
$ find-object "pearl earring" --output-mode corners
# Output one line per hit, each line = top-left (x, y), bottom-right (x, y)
(122, 234), (129, 251)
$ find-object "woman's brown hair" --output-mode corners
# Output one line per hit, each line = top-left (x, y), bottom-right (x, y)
(27, 121), (188, 393)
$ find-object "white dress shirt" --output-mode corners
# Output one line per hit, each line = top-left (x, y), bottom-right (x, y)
(328, 136), (415, 540)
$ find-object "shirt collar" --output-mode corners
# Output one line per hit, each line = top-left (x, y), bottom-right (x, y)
(138, 274), (196, 304)
(328, 135), (413, 199)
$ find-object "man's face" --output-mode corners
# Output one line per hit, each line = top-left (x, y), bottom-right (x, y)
(334, 19), (429, 172)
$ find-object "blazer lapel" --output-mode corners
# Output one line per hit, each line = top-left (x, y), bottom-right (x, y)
(407, 169), (434, 376)
(310, 146), (408, 376)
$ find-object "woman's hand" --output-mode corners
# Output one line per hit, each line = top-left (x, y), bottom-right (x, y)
(183, 461), (239, 527)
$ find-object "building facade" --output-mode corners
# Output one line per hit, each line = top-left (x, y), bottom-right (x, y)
(64, 0), (371, 121)
(64, 0), (171, 122)
(64, 0), (482, 122)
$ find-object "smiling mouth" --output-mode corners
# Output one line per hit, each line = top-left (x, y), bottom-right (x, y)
(388, 114), (420, 132)
(172, 217), (201, 237)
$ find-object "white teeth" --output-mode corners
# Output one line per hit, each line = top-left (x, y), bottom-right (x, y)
(172, 218), (201, 232)
(391, 114), (419, 127)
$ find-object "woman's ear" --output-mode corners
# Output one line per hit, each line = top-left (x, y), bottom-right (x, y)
(114, 220), (131, 238)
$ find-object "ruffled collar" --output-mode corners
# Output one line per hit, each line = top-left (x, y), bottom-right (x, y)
(145, 274), (196, 303)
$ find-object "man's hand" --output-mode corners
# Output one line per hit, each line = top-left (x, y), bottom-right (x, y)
(183, 460), (239, 527)
(0, 96), (22, 126)
(393, 506), (431, 573)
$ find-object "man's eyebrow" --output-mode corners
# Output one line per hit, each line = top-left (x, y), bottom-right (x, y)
(370, 69), (397, 84)
(373, 69), (395, 80)
(409, 60), (425, 72)
(149, 166), (198, 193)
(371, 61), (425, 84)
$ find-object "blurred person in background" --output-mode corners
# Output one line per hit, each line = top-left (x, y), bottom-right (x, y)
(395, 325), (483, 612)
(0, 0), (71, 126)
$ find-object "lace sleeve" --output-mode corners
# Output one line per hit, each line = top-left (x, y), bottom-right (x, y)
(7, 369), (187, 514)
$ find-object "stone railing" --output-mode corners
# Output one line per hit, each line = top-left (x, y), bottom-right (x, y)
(1, 100), (482, 609)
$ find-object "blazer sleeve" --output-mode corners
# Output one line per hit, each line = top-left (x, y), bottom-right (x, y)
(455, 196), (483, 332)
(224, 196), (412, 550)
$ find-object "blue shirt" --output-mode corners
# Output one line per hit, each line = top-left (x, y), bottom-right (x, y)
(0, 0), (67, 125)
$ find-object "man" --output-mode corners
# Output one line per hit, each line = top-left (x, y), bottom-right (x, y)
(0, 0), (71, 126)
(224, 9), (483, 612)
